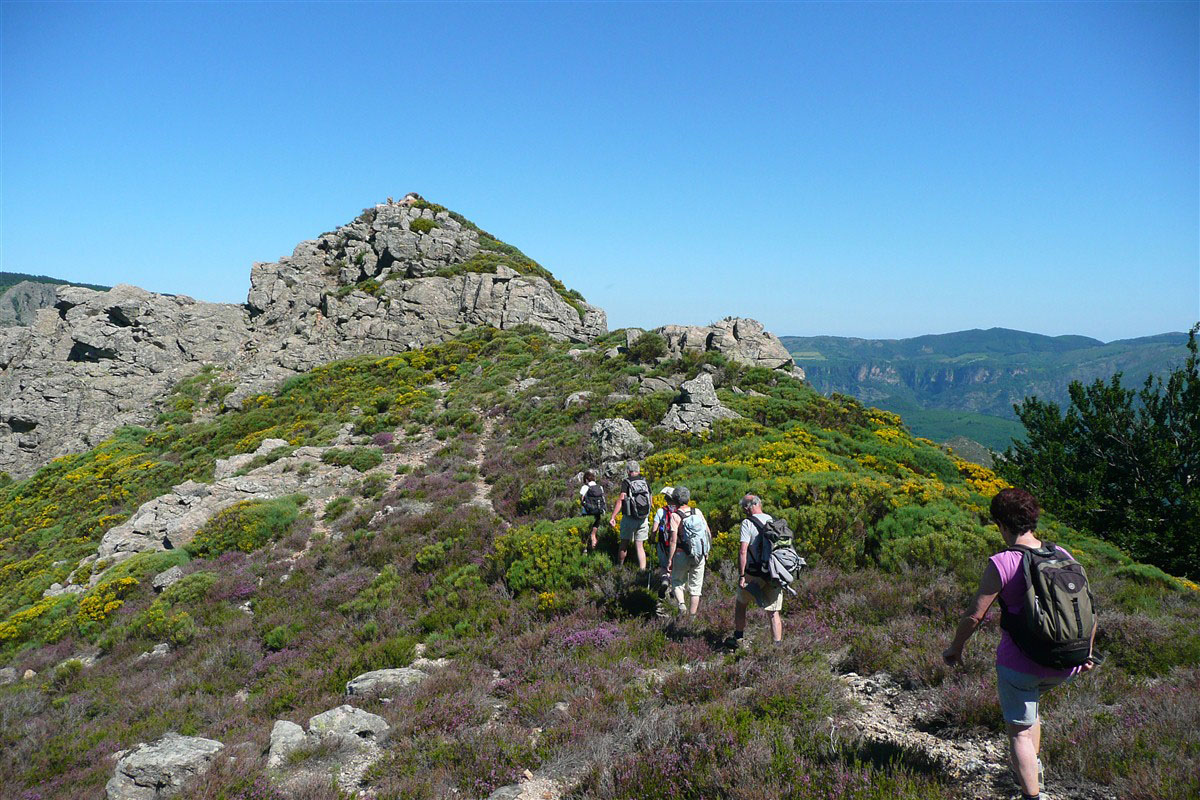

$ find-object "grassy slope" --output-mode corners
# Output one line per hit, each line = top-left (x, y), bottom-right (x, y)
(0, 271), (110, 294)
(0, 328), (1196, 800)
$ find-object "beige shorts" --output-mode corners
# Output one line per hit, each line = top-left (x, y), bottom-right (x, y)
(670, 552), (706, 597)
(737, 574), (783, 612)
(619, 515), (649, 542)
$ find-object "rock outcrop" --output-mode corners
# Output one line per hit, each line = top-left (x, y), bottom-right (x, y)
(590, 419), (652, 464)
(659, 373), (741, 434)
(266, 705), (390, 788)
(0, 199), (607, 479)
(106, 732), (224, 800)
(0, 284), (251, 479)
(0, 281), (59, 327)
(657, 317), (802, 375)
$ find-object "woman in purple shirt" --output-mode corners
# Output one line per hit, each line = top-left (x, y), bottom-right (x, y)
(942, 488), (1096, 800)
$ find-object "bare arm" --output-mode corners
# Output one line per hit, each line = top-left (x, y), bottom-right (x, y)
(665, 512), (680, 571)
(943, 561), (1003, 666)
(609, 492), (626, 527)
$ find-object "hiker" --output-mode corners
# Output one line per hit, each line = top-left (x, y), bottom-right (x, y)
(942, 488), (1098, 800)
(578, 469), (606, 552)
(665, 486), (711, 614)
(650, 486), (677, 595)
(733, 494), (785, 644)
(608, 460), (651, 570)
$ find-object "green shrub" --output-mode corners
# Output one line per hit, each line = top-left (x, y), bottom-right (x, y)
(410, 217), (437, 234)
(322, 447), (384, 473)
(492, 517), (607, 594)
(627, 332), (667, 363)
(186, 495), (307, 557)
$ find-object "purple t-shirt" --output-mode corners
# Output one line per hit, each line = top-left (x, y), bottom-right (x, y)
(989, 546), (1082, 679)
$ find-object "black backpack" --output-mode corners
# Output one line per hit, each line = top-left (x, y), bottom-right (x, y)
(581, 483), (607, 515)
(999, 544), (1097, 669)
(623, 476), (652, 519)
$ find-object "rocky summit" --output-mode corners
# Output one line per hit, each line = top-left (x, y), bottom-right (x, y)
(0, 196), (608, 479)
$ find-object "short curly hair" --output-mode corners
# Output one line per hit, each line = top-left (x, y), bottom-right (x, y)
(990, 487), (1040, 534)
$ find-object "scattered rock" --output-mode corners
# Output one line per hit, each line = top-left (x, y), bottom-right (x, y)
(535, 463), (560, 475)
(659, 373), (741, 434)
(105, 732), (224, 800)
(639, 374), (685, 395)
(590, 418), (652, 464)
(345, 668), (428, 696)
(564, 391), (592, 408)
(266, 720), (308, 770)
(22, 669), (35, 681)
(151, 566), (185, 593)
(0, 666), (16, 685)
(307, 704), (389, 741)
(136, 643), (171, 662)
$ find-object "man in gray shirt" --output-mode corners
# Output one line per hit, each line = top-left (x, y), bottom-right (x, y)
(732, 493), (783, 645)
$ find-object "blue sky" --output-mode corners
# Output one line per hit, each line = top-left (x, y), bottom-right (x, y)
(2, 1), (1196, 340)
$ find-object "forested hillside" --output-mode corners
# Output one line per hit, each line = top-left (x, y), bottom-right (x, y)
(782, 328), (1189, 450)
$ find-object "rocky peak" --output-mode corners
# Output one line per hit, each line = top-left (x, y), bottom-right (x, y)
(0, 281), (59, 327)
(0, 197), (607, 478)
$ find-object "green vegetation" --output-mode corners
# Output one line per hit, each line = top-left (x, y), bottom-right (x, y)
(781, 327), (1191, 447)
(409, 217), (437, 234)
(626, 331), (667, 363)
(1001, 324), (1200, 579)
(0, 270), (110, 293)
(322, 447), (384, 473)
(0, 325), (1196, 800)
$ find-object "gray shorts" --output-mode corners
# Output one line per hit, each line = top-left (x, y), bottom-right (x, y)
(996, 664), (1073, 726)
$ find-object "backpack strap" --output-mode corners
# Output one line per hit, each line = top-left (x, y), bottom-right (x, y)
(747, 515), (767, 533)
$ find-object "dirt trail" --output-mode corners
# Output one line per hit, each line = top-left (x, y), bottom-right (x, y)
(840, 672), (1117, 800)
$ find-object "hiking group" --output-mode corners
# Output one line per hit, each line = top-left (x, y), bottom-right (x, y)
(580, 469), (1099, 800)
(580, 460), (806, 645)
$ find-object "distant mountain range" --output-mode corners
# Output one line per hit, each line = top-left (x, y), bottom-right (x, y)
(0, 271), (110, 294)
(782, 327), (1191, 451)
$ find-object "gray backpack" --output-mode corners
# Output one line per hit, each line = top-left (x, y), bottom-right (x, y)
(677, 508), (711, 559)
(747, 515), (805, 595)
(999, 544), (1096, 669)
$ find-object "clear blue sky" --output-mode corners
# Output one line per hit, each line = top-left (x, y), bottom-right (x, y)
(2, 1), (1196, 340)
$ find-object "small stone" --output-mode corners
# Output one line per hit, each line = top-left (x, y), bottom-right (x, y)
(346, 668), (427, 696)
(151, 566), (185, 593)
(0, 666), (16, 685)
(266, 720), (308, 770)
(22, 669), (35, 681)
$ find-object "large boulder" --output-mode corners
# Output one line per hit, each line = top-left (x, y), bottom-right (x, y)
(659, 373), (741, 434)
(307, 705), (390, 741)
(590, 419), (652, 464)
(0, 281), (59, 327)
(266, 720), (308, 770)
(345, 667), (428, 696)
(105, 732), (224, 800)
(656, 317), (800, 373)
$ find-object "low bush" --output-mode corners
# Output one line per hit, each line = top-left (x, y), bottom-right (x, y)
(187, 495), (307, 558)
(492, 517), (608, 594)
(322, 447), (384, 473)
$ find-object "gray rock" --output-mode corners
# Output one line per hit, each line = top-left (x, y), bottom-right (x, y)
(105, 732), (224, 800)
(0, 281), (59, 327)
(151, 566), (184, 593)
(0, 666), (16, 685)
(656, 317), (796, 370)
(266, 720), (308, 769)
(564, 391), (592, 408)
(136, 643), (171, 661)
(307, 704), (389, 740)
(0, 202), (607, 480)
(659, 373), (741, 434)
(590, 419), (652, 464)
(345, 668), (427, 696)
(639, 374), (684, 395)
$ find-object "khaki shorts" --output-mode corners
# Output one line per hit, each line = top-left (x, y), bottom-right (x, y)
(670, 552), (706, 597)
(619, 516), (649, 542)
(737, 575), (783, 612)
